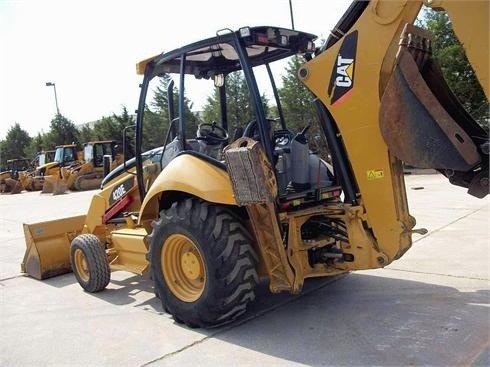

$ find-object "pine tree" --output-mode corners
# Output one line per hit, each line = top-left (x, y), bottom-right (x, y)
(46, 114), (79, 147)
(421, 9), (488, 130)
(1, 123), (32, 164)
(201, 71), (268, 132)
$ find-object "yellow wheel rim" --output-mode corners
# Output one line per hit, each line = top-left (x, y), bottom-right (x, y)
(74, 248), (89, 282)
(162, 234), (206, 302)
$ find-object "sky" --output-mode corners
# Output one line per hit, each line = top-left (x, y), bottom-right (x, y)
(0, 0), (352, 140)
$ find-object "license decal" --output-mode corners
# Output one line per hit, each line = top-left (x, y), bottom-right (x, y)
(109, 177), (134, 206)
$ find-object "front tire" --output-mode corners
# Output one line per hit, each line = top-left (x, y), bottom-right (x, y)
(148, 198), (258, 328)
(70, 234), (110, 292)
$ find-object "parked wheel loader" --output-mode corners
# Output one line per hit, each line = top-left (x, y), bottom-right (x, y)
(0, 158), (32, 194)
(55, 140), (123, 193)
(32, 150), (56, 168)
(30, 144), (81, 193)
(22, 0), (488, 328)
(15, 150), (57, 191)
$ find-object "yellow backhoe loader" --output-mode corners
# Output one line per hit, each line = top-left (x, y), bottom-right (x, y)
(30, 144), (82, 194)
(17, 150), (56, 191)
(0, 158), (32, 194)
(21, 0), (488, 328)
(32, 150), (56, 168)
(54, 140), (123, 193)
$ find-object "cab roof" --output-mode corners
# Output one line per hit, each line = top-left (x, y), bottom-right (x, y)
(136, 26), (317, 78)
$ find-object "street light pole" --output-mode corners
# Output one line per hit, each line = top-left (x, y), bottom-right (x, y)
(289, 0), (295, 30)
(45, 82), (60, 115)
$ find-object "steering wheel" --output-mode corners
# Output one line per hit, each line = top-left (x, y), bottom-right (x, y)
(243, 119), (277, 141)
(196, 122), (229, 145)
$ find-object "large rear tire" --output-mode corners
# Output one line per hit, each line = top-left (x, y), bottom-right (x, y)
(148, 198), (258, 328)
(70, 234), (110, 292)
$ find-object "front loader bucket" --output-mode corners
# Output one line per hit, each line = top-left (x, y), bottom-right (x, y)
(28, 176), (44, 191)
(21, 215), (86, 279)
(3, 178), (23, 194)
(42, 175), (68, 195)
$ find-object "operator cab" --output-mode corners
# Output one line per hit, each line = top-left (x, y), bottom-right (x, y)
(129, 26), (339, 207)
(83, 141), (117, 167)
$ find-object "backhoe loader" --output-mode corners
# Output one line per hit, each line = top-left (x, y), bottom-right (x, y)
(21, 0), (488, 328)
(32, 150), (55, 168)
(0, 158), (32, 194)
(30, 144), (81, 193)
(55, 140), (122, 193)
(0, 152), (56, 194)
(16, 150), (57, 191)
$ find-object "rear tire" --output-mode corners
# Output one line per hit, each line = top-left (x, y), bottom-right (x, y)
(148, 198), (258, 328)
(70, 234), (110, 292)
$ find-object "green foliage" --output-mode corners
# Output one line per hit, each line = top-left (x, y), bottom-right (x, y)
(278, 56), (319, 132)
(142, 76), (198, 150)
(201, 71), (268, 131)
(45, 114), (80, 148)
(0, 123), (32, 165)
(278, 56), (330, 158)
(142, 106), (168, 151)
(421, 9), (489, 130)
(91, 106), (135, 143)
(78, 125), (95, 143)
(151, 74), (174, 114)
(25, 133), (50, 161)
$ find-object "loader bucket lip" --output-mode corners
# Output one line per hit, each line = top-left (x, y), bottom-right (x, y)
(22, 215), (86, 280)
(41, 175), (68, 195)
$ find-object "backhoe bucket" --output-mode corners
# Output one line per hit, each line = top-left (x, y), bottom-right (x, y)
(21, 215), (86, 279)
(42, 175), (68, 195)
(380, 24), (482, 171)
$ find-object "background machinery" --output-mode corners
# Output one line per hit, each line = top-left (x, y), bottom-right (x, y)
(31, 144), (81, 193)
(0, 158), (32, 194)
(32, 150), (55, 168)
(59, 140), (122, 192)
(21, 0), (488, 328)
(15, 150), (57, 192)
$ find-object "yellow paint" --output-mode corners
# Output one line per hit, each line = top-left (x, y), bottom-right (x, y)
(301, 0), (422, 260)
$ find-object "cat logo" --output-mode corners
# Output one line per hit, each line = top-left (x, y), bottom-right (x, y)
(327, 31), (358, 106)
(335, 55), (354, 88)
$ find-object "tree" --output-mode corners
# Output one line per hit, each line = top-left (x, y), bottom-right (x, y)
(143, 76), (175, 150)
(45, 114), (79, 148)
(278, 56), (319, 133)
(420, 9), (489, 130)
(78, 125), (95, 144)
(0, 123), (32, 164)
(25, 133), (51, 161)
(142, 76), (198, 150)
(151, 74), (174, 114)
(201, 71), (269, 132)
(92, 106), (135, 143)
(278, 56), (330, 158)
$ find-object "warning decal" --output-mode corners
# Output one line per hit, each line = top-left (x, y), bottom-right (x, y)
(367, 170), (384, 181)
